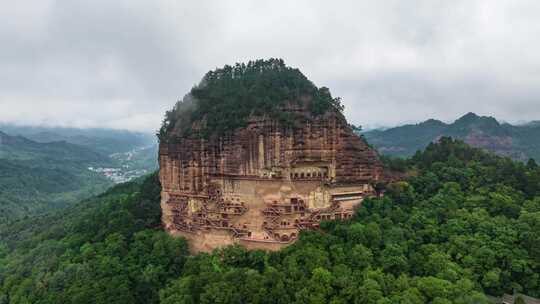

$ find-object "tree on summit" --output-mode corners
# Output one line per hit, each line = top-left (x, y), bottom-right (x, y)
(158, 59), (344, 141)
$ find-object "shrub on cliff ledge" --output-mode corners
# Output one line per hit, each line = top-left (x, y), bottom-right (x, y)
(158, 59), (344, 141)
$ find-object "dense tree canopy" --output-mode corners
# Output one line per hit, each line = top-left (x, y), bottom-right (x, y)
(2, 137), (540, 303)
(0, 132), (113, 222)
(0, 174), (188, 304)
(158, 59), (344, 141)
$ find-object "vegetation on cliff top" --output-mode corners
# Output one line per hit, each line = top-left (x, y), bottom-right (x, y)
(2, 138), (540, 303)
(158, 59), (344, 141)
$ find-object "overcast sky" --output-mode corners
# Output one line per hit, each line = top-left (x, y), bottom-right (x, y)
(1, 1), (539, 132)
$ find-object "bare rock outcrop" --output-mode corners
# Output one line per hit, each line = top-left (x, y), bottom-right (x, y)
(159, 107), (383, 252)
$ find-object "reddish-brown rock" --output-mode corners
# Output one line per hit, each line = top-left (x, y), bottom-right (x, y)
(159, 103), (383, 252)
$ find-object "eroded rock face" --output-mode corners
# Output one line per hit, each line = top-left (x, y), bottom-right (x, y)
(159, 106), (383, 252)
(463, 131), (527, 161)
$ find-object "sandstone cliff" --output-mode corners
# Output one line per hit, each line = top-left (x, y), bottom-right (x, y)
(159, 59), (383, 252)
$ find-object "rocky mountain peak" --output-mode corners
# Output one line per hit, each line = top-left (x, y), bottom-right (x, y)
(454, 112), (500, 128)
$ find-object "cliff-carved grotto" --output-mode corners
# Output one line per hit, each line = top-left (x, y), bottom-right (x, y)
(158, 59), (383, 252)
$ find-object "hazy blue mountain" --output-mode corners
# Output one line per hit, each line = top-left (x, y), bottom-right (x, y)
(0, 131), (113, 164)
(0, 124), (156, 155)
(364, 112), (540, 161)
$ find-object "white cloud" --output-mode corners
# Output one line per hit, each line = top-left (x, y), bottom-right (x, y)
(0, 0), (539, 131)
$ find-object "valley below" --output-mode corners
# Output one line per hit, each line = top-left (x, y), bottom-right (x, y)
(0, 125), (158, 222)
(89, 144), (158, 184)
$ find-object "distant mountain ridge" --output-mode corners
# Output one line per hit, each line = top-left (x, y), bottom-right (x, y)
(0, 131), (112, 164)
(0, 131), (113, 221)
(363, 113), (540, 161)
(0, 126), (159, 222)
(0, 124), (155, 155)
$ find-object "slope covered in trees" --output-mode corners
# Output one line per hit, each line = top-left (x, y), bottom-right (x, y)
(364, 112), (540, 162)
(159, 59), (344, 140)
(0, 173), (187, 304)
(2, 138), (540, 303)
(0, 127), (159, 222)
(0, 131), (113, 222)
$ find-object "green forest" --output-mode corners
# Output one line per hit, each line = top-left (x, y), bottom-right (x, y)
(364, 112), (540, 162)
(0, 131), (113, 222)
(0, 128), (159, 222)
(2, 138), (540, 303)
(159, 59), (344, 141)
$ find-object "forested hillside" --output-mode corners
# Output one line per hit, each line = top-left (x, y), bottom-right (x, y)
(0, 125), (159, 221)
(0, 131), (113, 222)
(364, 113), (540, 162)
(1, 138), (540, 303)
